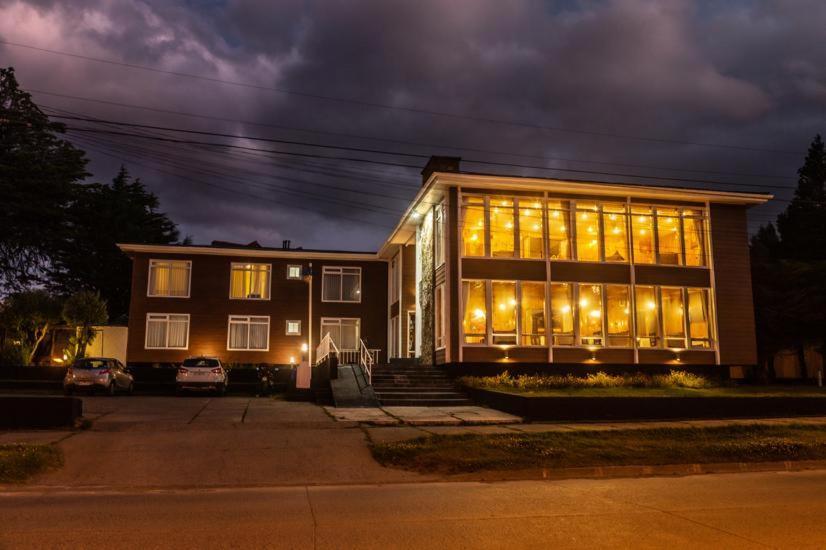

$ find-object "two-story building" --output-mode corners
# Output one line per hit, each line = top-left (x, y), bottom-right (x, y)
(120, 156), (771, 375)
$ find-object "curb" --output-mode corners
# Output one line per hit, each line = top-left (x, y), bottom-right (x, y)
(446, 459), (826, 483)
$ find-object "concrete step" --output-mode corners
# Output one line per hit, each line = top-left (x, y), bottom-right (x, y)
(379, 398), (474, 406)
(375, 392), (468, 400)
(372, 385), (458, 391)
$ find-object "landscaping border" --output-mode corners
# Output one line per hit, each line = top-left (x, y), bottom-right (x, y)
(465, 387), (826, 421)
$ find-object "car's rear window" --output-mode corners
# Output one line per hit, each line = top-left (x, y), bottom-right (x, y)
(74, 359), (108, 369)
(182, 358), (220, 368)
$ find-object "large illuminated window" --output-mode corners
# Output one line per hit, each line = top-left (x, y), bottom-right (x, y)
(490, 197), (515, 258)
(602, 204), (628, 262)
(550, 283), (574, 345)
(230, 263), (271, 300)
(145, 313), (189, 349)
(687, 288), (711, 348)
(635, 286), (659, 348)
(631, 207), (655, 264)
(547, 200), (570, 259)
(520, 282), (546, 346)
(491, 281), (517, 344)
(519, 200), (544, 259)
(578, 284), (603, 346)
(661, 287), (686, 348)
(605, 285), (631, 347)
(683, 210), (706, 266)
(462, 197), (486, 257)
(657, 208), (683, 265)
(148, 260), (191, 297)
(462, 280), (487, 344)
(575, 202), (601, 261)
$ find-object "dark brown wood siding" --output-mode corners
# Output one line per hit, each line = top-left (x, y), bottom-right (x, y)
(125, 252), (387, 364)
(710, 204), (758, 365)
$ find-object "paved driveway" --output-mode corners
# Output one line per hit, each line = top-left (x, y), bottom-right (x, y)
(21, 396), (429, 489)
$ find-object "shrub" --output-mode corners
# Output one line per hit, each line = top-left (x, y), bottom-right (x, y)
(459, 370), (713, 391)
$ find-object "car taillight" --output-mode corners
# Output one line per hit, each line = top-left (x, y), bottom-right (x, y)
(98, 369), (110, 375)
(211, 367), (223, 374)
(178, 367), (189, 374)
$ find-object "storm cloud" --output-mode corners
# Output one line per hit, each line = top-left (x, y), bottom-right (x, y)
(2, 0), (825, 249)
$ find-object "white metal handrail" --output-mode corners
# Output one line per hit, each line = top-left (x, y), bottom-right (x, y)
(315, 332), (340, 366)
(358, 338), (374, 385)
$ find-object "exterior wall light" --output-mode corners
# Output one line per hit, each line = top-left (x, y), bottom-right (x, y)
(300, 343), (309, 353)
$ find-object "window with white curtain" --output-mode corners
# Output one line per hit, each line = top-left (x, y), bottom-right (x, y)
(230, 263), (271, 300)
(227, 316), (270, 351)
(145, 314), (189, 349)
(321, 267), (361, 302)
(287, 265), (302, 280)
(147, 260), (191, 297)
(320, 318), (360, 350)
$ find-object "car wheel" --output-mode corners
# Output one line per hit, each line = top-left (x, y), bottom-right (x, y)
(175, 385), (183, 396)
(216, 383), (226, 397)
(107, 382), (116, 396)
(127, 382), (134, 395)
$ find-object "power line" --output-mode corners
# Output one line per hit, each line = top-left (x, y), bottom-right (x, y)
(3, 38), (801, 156)
(29, 88), (795, 182)
(49, 117), (784, 193)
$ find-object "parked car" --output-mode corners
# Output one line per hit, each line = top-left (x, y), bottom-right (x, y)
(64, 357), (134, 396)
(176, 357), (227, 396)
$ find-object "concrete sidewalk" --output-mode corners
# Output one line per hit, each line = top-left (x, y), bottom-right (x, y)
(363, 414), (826, 443)
(325, 405), (522, 426)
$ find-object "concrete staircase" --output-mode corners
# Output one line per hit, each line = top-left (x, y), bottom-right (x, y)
(371, 359), (472, 406)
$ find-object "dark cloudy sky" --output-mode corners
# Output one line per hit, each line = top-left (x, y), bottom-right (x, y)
(2, 0), (824, 250)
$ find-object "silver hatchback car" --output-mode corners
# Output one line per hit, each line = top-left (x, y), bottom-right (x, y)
(176, 357), (227, 396)
(64, 357), (134, 395)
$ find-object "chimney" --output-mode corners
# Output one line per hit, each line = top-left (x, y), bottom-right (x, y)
(282, 239), (291, 250)
(421, 156), (461, 185)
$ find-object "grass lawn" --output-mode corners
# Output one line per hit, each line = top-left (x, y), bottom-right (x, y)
(470, 385), (826, 398)
(0, 444), (63, 483)
(372, 424), (826, 475)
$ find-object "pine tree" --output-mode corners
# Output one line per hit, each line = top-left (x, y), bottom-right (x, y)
(776, 135), (826, 260)
(0, 67), (89, 290)
(48, 166), (180, 320)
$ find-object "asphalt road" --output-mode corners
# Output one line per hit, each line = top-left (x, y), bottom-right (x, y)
(4, 470), (826, 549)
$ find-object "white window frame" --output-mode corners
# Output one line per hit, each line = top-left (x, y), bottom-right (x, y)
(144, 313), (190, 350)
(229, 263), (272, 301)
(285, 319), (302, 336)
(435, 283), (445, 350)
(226, 315), (270, 351)
(321, 266), (362, 303)
(320, 317), (361, 350)
(287, 265), (302, 280)
(147, 259), (191, 298)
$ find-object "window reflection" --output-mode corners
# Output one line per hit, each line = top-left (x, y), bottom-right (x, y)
(490, 197), (515, 258)
(521, 282), (546, 346)
(635, 286), (659, 348)
(578, 284), (603, 346)
(519, 200), (544, 259)
(661, 287), (686, 348)
(602, 204), (628, 262)
(687, 288), (711, 348)
(462, 280), (487, 344)
(461, 197), (486, 257)
(547, 200), (570, 259)
(656, 208), (683, 265)
(575, 202), (601, 262)
(492, 281), (517, 344)
(550, 283), (574, 345)
(683, 210), (706, 266)
(606, 285), (631, 347)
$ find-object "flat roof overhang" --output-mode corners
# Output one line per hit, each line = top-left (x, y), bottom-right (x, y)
(117, 243), (380, 261)
(377, 171), (773, 258)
